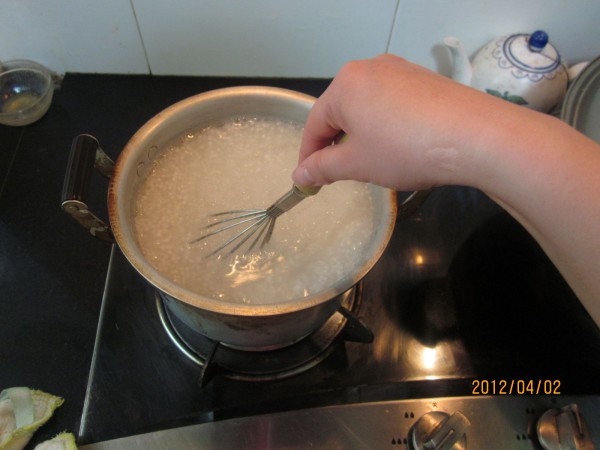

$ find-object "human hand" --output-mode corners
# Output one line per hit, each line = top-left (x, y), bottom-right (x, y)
(291, 53), (515, 191)
(291, 54), (600, 328)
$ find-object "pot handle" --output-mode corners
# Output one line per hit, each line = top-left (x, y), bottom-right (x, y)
(61, 134), (115, 242)
(398, 188), (433, 219)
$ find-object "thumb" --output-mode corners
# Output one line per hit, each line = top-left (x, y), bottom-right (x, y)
(292, 142), (362, 186)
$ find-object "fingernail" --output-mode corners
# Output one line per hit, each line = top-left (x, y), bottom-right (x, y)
(292, 166), (316, 186)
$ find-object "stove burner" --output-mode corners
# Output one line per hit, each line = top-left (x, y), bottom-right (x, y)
(156, 285), (373, 385)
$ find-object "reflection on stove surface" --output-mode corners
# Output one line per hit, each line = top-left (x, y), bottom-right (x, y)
(78, 187), (600, 445)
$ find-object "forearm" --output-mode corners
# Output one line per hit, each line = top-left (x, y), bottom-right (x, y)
(294, 54), (600, 325)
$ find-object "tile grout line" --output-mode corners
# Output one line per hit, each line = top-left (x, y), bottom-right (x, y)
(385, 0), (401, 54)
(129, 0), (153, 75)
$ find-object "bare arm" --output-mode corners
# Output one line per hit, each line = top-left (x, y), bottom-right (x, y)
(292, 54), (600, 326)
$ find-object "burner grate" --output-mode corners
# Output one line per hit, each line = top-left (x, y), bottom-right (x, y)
(155, 285), (373, 386)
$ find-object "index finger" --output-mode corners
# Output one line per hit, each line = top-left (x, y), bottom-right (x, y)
(298, 86), (345, 163)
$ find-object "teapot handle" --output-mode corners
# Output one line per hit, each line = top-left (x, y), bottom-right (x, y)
(568, 61), (590, 81)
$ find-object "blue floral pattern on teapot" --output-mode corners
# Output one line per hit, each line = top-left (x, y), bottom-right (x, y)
(443, 31), (578, 113)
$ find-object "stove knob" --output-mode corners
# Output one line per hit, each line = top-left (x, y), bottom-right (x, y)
(409, 410), (471, 450)
(537, 403), (594, 450)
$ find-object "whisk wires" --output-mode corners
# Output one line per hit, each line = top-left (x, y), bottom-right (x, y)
(190, 184), (320, 257)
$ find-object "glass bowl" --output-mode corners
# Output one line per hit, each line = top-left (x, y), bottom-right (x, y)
(0, 60), (54, 126)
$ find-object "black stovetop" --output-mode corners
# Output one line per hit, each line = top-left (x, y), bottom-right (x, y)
(78, 186), (600, 445)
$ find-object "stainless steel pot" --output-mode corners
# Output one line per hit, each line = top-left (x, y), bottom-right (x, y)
(63, 86), (398, 350)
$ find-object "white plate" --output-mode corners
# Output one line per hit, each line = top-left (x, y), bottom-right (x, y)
(562, 56), (600, 143)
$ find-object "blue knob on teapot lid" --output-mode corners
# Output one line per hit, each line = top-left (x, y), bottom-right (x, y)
(529, 30), (549, 52)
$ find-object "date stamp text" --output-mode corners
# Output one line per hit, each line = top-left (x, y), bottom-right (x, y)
(471, 379), (561, 395)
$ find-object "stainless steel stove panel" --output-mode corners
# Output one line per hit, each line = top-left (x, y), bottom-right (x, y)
(81, 395), (600, 449)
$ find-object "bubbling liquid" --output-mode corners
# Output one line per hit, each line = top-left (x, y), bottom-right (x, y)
(133, 116), (379, 305)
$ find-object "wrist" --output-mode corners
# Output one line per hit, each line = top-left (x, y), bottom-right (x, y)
(450, 100), (560, 193)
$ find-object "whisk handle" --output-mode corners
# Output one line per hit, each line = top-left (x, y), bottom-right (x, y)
(294, 184), (321, 197)
(266, 184), (320, 219)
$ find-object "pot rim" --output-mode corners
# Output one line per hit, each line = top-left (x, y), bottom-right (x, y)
(108, 86), (397, 317)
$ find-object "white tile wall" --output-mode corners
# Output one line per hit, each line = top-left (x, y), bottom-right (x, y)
(0, 0), (148, 74)
(1, 0), (598, 78)
(133, 0), (398, 77)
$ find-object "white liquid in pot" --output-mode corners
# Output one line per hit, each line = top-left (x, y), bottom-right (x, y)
(133, 116), (379, 305)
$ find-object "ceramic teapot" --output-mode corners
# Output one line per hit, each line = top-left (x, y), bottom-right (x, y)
(443, 31), (586, 113)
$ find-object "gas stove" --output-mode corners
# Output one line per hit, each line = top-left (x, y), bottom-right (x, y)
(77, 186), (600, 449)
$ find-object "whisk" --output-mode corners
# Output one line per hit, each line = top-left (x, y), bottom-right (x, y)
(190, 184), (321, 256)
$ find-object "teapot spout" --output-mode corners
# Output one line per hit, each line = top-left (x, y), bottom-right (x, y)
(443, 37), (473, 85)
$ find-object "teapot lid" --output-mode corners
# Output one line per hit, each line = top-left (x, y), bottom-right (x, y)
(500, 30), (561, 74)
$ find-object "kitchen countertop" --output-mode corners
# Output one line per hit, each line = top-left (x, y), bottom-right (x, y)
(0, 74), (330, 448)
